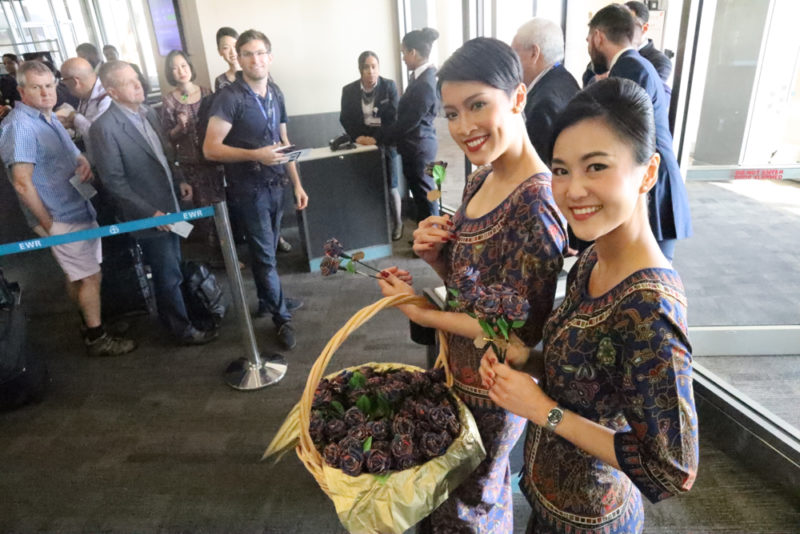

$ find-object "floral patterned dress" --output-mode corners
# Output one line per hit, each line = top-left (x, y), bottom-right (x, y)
(424, 167), (566, 533)
(161, 88), (224, 244)
(522, 247), (699, 534)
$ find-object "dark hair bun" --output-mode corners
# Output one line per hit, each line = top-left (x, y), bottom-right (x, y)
(421, 27), (439, 42)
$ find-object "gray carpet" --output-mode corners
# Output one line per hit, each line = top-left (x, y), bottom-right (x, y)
(1, 174), (799, 533)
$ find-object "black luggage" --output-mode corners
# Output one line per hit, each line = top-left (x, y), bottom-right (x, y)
(0, 268), (48, 410)
(181, 260), (227, 331)
(101, 234), (157, 320)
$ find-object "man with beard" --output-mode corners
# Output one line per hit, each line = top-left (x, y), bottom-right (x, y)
(586, 3), (691, 261)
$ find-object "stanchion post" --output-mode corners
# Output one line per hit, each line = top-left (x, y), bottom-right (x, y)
(212, 201), (287, 390)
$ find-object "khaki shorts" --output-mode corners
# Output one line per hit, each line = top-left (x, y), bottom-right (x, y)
(49, 220), (102, 282)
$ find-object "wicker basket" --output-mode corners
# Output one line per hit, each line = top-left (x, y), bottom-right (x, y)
(283, 294), (486, 533)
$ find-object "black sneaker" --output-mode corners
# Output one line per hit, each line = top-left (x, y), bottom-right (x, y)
(277, 236), (292, 253)
(181, 327), (219, 346)
(85, 333), (137, 357)
(277, 322), (296, 350)
(285, 297), (304, 313)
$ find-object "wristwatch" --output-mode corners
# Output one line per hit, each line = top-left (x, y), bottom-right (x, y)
(545, 405), (565, 432)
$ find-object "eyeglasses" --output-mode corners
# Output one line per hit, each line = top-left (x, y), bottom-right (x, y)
(240, 50), (269, 59)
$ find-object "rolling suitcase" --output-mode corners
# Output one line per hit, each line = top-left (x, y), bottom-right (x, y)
(100, 234), (157, 320)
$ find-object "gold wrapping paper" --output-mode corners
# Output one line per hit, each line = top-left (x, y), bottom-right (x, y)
(263, 362), (486, 534)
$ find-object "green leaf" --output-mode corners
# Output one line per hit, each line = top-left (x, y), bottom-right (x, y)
(374, 473), (391, 484)
(447, 300), (460, 310)
(330, 400), (345, 415)
(479, 320), (495, 340)
(432, 164), (446, 185)
(345, 260), (356, 273)
(511, 320), (526, 329)
(497, 316), (509, 339)
(356, 394), (372, 414)
(348, 370), (367, 389)
(362, 436), (373, 452)
(375, 394), (392, 419)
(447, 287), (460, 297)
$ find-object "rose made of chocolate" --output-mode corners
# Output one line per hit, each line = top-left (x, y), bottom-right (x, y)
(343, 406), (367, 427)
(392, 415), (415, 436)
(420, 431), (450, 459)
(323, 442), (342, 467)
(325, 418), (348, 441)
(391, 433), (414, 460)
(323, 238), (344, 258)
(367, 419), (390, 441)
(339, 447), (365, 476)
(364, 449), (392, 474)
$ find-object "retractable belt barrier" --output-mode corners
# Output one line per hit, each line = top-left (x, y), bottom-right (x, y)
(0, 207), (215, 257)
(0, 202), (286, 389)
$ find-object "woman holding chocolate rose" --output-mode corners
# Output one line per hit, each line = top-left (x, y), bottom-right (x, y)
(378, 37), (566, 533)
(479, 78), (699, 533)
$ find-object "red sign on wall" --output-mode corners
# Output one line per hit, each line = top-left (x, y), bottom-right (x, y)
(732, 169), (784, 180)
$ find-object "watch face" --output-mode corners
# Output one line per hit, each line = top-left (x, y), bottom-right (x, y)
(547, 408), (563, 425)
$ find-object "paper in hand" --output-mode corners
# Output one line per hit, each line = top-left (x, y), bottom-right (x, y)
(169, 220), (194, 238)
(69, 174), (97, 200)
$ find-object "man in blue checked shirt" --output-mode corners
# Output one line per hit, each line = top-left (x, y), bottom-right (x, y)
(0, 60), (135, 357)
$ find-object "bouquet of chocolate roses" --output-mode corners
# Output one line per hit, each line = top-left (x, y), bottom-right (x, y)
(311, 366), (461, 476)
(263, 295), (485, 534)
(447, 267), (530, 363)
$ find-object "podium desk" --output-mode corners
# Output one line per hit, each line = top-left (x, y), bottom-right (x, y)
(295, 145), (391, 272)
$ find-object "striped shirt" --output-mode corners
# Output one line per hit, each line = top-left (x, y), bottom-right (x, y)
(0, 101), (95, 224)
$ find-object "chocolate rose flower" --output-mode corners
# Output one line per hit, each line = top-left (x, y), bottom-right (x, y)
(426, 367), (446, 384)
(392, 415), (415, 436)
(325, 418), (347, 442)
(319, 255), (341, 276)
(420, 431), (450, 459)
(348, 423), (370, 442)
(309, 412), (326, 443)
(474, 288), (501, 321)
(367, 419), (390, 441)
(344, 406), (367, 427)
(364, 449), (392, 474)
(372, 440), (390, 453)
(312, 387), (333, 408)
(323, 238), (344, 258)
(323, 442), (341, 468)
(390, 433), (414, 460)
(340, 447), (364, 477)
(394, 455), (416, 470)
(338, 435), (363, 453)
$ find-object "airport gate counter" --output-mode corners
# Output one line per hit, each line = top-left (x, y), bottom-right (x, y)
(295, 144), (392, 272)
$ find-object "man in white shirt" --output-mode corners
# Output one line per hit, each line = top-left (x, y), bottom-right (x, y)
(59, 57), (111, 161)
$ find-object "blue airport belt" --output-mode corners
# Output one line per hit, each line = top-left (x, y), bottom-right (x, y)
(0, 206), (215, 257)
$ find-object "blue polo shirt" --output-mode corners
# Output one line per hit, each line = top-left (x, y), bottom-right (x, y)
(0, 101), (95, 224)
(209, 73), (288, 192)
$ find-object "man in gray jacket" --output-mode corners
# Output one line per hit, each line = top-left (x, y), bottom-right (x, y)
(90, 61), (217, 345)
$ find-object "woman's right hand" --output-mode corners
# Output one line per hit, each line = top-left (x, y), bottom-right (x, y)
(412, 215), (455, 270)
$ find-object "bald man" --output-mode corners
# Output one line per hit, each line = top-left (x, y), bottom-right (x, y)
(59, 57), (111, 158)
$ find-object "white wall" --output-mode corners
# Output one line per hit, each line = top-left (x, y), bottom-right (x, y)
(178, 0), (401, 116)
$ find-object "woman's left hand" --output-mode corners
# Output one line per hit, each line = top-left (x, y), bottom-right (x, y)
(377, 270), (415, 298)
(480, 349), (551, 424)
(380, 266), (413, 285)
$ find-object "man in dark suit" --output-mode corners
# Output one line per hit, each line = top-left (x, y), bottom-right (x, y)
(588, 4), (691, 261)
(626, 1), (672, 83)
(89, 61), (218, 345)
(512, 18), (580, 162)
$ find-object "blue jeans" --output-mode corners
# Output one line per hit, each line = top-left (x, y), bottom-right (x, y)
(232, 183), (291, 325)
(138, 232), (193, 338)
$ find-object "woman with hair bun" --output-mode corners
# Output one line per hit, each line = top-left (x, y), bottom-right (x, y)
(361, 27), (441, 222)
(378, 37), (566, 532)
(480, 78), (699, 533)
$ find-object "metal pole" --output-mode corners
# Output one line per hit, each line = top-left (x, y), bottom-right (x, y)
(213, 201), (286, 390)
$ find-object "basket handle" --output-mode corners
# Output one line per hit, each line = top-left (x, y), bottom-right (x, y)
(297, 293), (451, 477)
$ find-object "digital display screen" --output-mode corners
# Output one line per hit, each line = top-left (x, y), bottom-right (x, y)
(147, 0), (183, 56)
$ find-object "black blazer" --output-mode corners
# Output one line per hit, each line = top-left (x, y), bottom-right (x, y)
(610, 49), (691, 241)
(0, 74), (19, 106)
(524, 64), (580, 161)
(339, 76), (398, 140)
(90, 103), (186, 236)
(376, 66), (438, 157)
(639, 39), (672, 82)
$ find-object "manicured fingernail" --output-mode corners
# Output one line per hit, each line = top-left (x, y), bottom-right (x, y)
(447, 220), (454, 226)
(380, 271), (389, 278)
